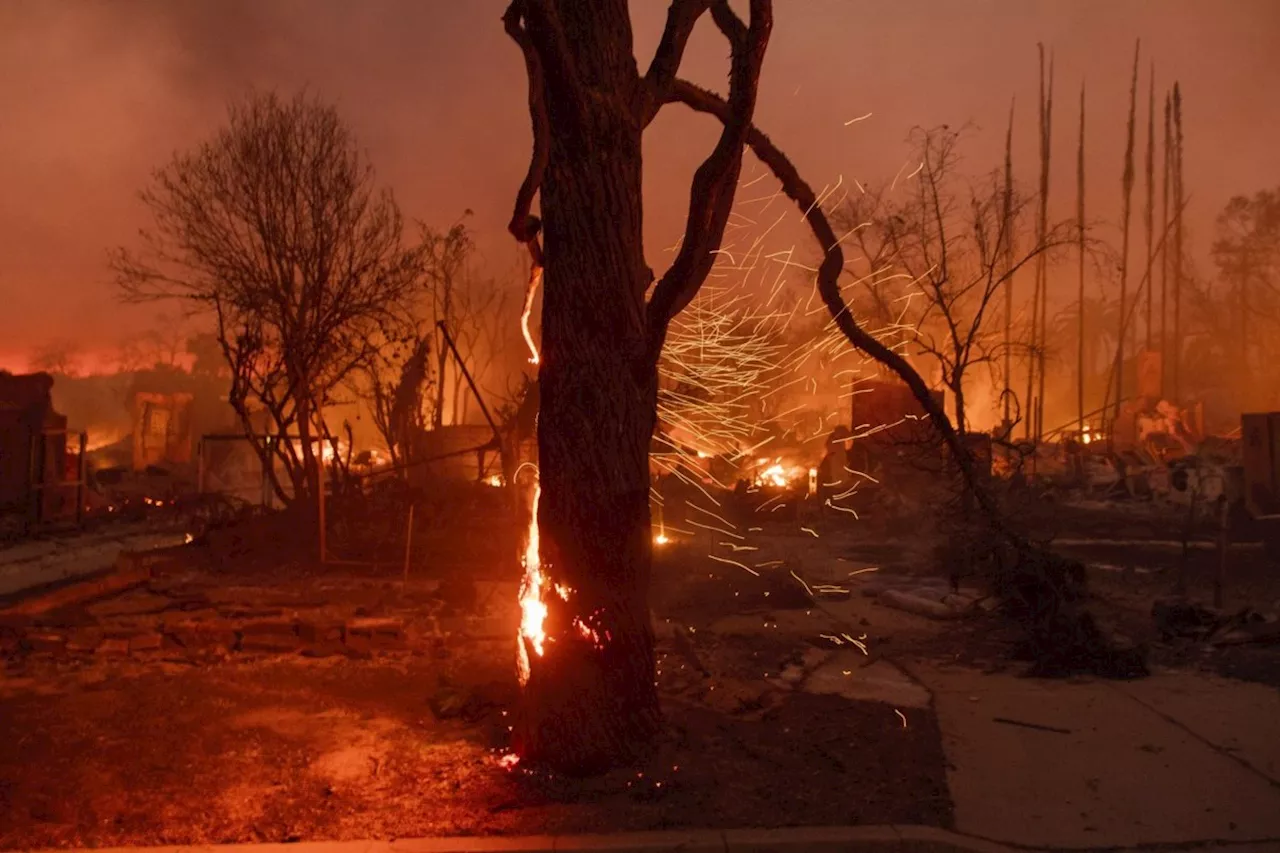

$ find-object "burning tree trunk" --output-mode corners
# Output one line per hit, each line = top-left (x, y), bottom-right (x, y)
(503, 0), (771, 774)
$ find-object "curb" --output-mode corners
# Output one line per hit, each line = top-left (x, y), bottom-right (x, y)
(17, 825), (1018, 853)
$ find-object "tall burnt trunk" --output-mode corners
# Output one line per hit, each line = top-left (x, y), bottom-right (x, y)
(512, 3), (660, 774)
(506, 0), (771, 774)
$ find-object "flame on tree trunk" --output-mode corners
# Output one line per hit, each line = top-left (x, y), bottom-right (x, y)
(502, 0), (772, 774)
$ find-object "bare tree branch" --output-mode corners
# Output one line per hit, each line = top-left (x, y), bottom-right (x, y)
(503, 2), (549, 245)
(642, 0), (713, 125)
(666, 78), (1003, 522)
(644, 0), (772, 366)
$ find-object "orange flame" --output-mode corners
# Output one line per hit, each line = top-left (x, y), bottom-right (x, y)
(753, 459), (805, 488)
(517, 481), (545, 685)
(521, 266), (542, 366)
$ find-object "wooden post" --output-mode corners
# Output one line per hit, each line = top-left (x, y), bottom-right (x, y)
(76, 431), (87, 526)
(1214, 494), (1228, 609)
(317, 457), (327, 563)
(1176, 477), (1197, 598)
(403, 504), (415, 584)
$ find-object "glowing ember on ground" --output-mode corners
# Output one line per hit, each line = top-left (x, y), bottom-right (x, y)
(484, 475), (503, 487)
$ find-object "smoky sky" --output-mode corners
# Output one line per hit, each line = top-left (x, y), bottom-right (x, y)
(1, 0), (1277, 370)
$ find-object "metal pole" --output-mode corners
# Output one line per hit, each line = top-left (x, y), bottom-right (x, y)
(436, 320), (501, 444)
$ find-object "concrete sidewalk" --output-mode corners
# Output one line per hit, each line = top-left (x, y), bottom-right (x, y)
(20, 825), (1011, 853)
(905, 662), (1280, 851)
(22, 825), (1280, 852)
(0, 527), (186, 599)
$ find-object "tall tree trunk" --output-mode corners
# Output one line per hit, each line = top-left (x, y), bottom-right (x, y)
(1025, 47), (1047, 441)
(1035, 47), (1054, 441)
(1160, 91), (1172, 396)
(1077, 82), (1086, 434)
(510, 2), (659, 775)
(505, 0), (769, 772)
(1113, 41), (1140, 439)
(1172, 83), (1184, 402)
(1002, 100), (1015, 431)
(1143, 63), (1155, 356)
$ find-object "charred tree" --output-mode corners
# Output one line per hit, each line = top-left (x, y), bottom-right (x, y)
(1171, 83), (1185, 402)
(1112, 41), (1140, 437)
(1143, 63), (1156, 354)
(1076, 82), (1086, 433)
(113, 91), (426, 507)
(503, 0), (771, 774)
(1034, 46), (1054, 441)
(1160, 92), (1172, 394)
(1002, 100), (1016, 432)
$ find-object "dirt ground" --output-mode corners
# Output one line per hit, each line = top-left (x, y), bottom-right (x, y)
(2, 488), (1278, 849)
(0, 512), (953, 849)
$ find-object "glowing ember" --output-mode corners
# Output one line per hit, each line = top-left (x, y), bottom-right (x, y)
(484, 475), (503, 487)
(654, 532), (670, 546)
(574, 617), (602, 646)
(498, 752), (521, 769)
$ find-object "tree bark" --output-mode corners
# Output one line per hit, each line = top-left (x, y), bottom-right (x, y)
(509, 0), (659, 774)
(505, 0), (770, 774)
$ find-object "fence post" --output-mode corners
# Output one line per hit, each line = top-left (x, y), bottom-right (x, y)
(403, 504), (415, 584)
(317, 456), (327, 564)
(76, 431), (86, 526)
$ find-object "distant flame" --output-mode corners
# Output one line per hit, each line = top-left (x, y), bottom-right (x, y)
(753, 458), (805, 488)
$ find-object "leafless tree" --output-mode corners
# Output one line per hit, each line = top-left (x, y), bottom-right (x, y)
(28, 340), (84, 378)
(111, 90), (426, 507)
(1211, 187), (1280, 408)
(838, 126), (1075, 434)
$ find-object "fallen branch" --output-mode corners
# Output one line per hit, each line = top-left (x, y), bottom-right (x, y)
(993, 716), (1072, 735)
